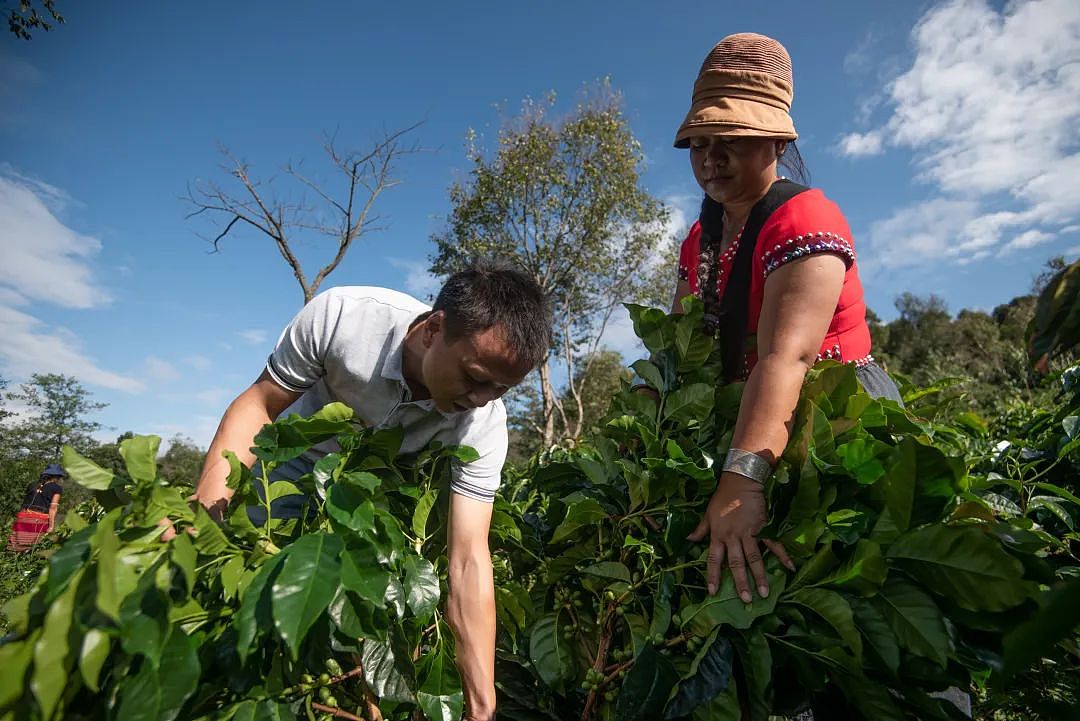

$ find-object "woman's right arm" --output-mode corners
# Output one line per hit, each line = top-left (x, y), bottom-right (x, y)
(194, 369), (302, 518)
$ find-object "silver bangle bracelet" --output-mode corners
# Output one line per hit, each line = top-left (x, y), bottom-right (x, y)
(721, 448), (773, 484)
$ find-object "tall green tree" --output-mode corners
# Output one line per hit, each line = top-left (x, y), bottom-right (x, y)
(5, 373), (106, 460)
(430, 83), (672, 446)
(158, 435), (206, 487)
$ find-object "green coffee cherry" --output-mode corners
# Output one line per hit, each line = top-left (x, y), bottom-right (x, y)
(324, 697), (338, 708)
(318, 672), (331, 685)
(318, 687), (332, 701)
(300, 674), (314, 684)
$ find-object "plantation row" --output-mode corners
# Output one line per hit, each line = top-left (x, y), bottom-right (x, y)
(1, 298), (1078, 721)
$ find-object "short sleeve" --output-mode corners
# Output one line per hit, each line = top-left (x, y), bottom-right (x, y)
(45, 482), (62, 502)
(449, 405), (509, 504)
(758, 190), (856, 279)
(677, 221), (703, 290)
(265, 290), (344, 393)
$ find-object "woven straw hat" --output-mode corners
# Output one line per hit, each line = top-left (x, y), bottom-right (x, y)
(674, 33), (798, 148)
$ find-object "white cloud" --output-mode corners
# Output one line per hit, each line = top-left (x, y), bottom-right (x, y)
(843, 0), (1080, 265)
(838, 131), (884, 157)
(144, 356), (181, 382)
(1000, 229), (1055, 254)
(0, 173), (138, 395)
(238, 329), (267, 345)
(0, 304), (143, 393)
(0, 173), (110, 308)
(387, 258), (442, 300)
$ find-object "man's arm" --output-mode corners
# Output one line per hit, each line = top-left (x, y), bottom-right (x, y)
(445, 493), (497, 721)
(194, 369), (302, 517)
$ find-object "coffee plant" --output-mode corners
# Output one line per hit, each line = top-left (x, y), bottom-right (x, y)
(0, 404), (472, 721)
(486, 299), (1079, 720)
(1, 298), (1077, 721)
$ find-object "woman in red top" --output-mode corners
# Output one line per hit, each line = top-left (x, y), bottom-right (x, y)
(6, 463), (65, 551)
(670, 34), (901, 606)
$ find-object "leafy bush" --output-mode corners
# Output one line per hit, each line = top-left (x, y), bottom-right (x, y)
(1, 298), (1077, 721)
(0, 404), (475, 721)
(488, 299), (1076, 721)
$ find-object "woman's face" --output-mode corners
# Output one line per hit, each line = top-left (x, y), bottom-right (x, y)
(688, 135), (784, 206)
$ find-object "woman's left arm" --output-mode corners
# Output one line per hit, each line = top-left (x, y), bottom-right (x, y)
(48, 493), (61, 531)
(689, 253), (847, 602)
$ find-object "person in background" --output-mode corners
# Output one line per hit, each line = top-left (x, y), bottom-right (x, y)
(7, 463), (65, 551)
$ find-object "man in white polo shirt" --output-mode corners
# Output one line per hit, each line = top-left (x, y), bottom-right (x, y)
(192, 263), (552, 721)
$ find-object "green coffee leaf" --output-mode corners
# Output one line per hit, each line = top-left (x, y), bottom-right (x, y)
(271, 533), (343, 659)
(631, 359), (664, 391)
(361, 633), (417, 703)
(664, 633), (733, 718)
(850, 597), (900, 674)
(887, 524), (1032, 612)
(403, 554), (440, 623)
(234, 559), (285, 657)
(783, 587), (862, 661)
(663, 383), (714, 424)
(412, 489), (437, 539)
(874, 576), (949, 667)
(615, 643), (679, 721)
(551, 498), (607, 543)
(679, 567), (786, 634)
(529, 612), (575, 691)
(115, 625), (200, 721)
(417, 648), (464, 721)
(62, 445), (116, 490)
(31, 568), (83, 719)
(120, 434), (162, 486)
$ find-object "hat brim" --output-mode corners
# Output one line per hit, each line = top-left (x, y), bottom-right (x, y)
(674, 96), (797, 148)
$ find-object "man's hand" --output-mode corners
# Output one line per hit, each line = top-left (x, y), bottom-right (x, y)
(158, 490), (228, 542)
(687, 472), (794, 601)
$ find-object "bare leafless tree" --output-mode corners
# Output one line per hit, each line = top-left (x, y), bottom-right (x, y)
(186, 123), (423, 304)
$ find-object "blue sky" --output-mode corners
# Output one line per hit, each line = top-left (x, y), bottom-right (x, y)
(1, 0), (1078, 449)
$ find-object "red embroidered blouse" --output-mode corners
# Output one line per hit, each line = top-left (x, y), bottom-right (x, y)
(676, 188), (872, 378)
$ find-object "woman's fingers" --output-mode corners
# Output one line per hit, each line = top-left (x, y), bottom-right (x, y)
(742, 535), (770, 598)
(687, 516), (709, 543)
(762, 538), (796, 572)
(705, 535), (726, 595)
(725, 538), (753, 603)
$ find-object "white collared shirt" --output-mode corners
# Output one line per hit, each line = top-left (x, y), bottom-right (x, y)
(264, 286), (508, 502)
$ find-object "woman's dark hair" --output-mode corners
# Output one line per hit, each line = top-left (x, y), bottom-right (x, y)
(696, 141), (810, 380)
(432, 260), (553, 369)
(778, 141), (810, 185)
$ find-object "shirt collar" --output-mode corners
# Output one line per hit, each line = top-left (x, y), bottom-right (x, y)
(380, 314), (457, 419)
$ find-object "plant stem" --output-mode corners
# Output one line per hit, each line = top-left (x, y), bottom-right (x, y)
(312, 702), (363, 720)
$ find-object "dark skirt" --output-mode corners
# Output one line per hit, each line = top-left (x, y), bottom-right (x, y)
(855, 360), (903, 405)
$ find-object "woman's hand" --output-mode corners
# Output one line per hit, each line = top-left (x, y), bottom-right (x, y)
(687, 472), (794, 601)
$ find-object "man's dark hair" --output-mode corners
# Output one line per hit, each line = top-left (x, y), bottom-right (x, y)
(432, 261), (553, 369)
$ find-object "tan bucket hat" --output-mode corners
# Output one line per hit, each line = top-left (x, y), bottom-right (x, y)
(674, 33), (798, 148)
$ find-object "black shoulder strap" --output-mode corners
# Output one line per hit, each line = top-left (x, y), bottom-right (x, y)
(717, 179), (810, 380)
